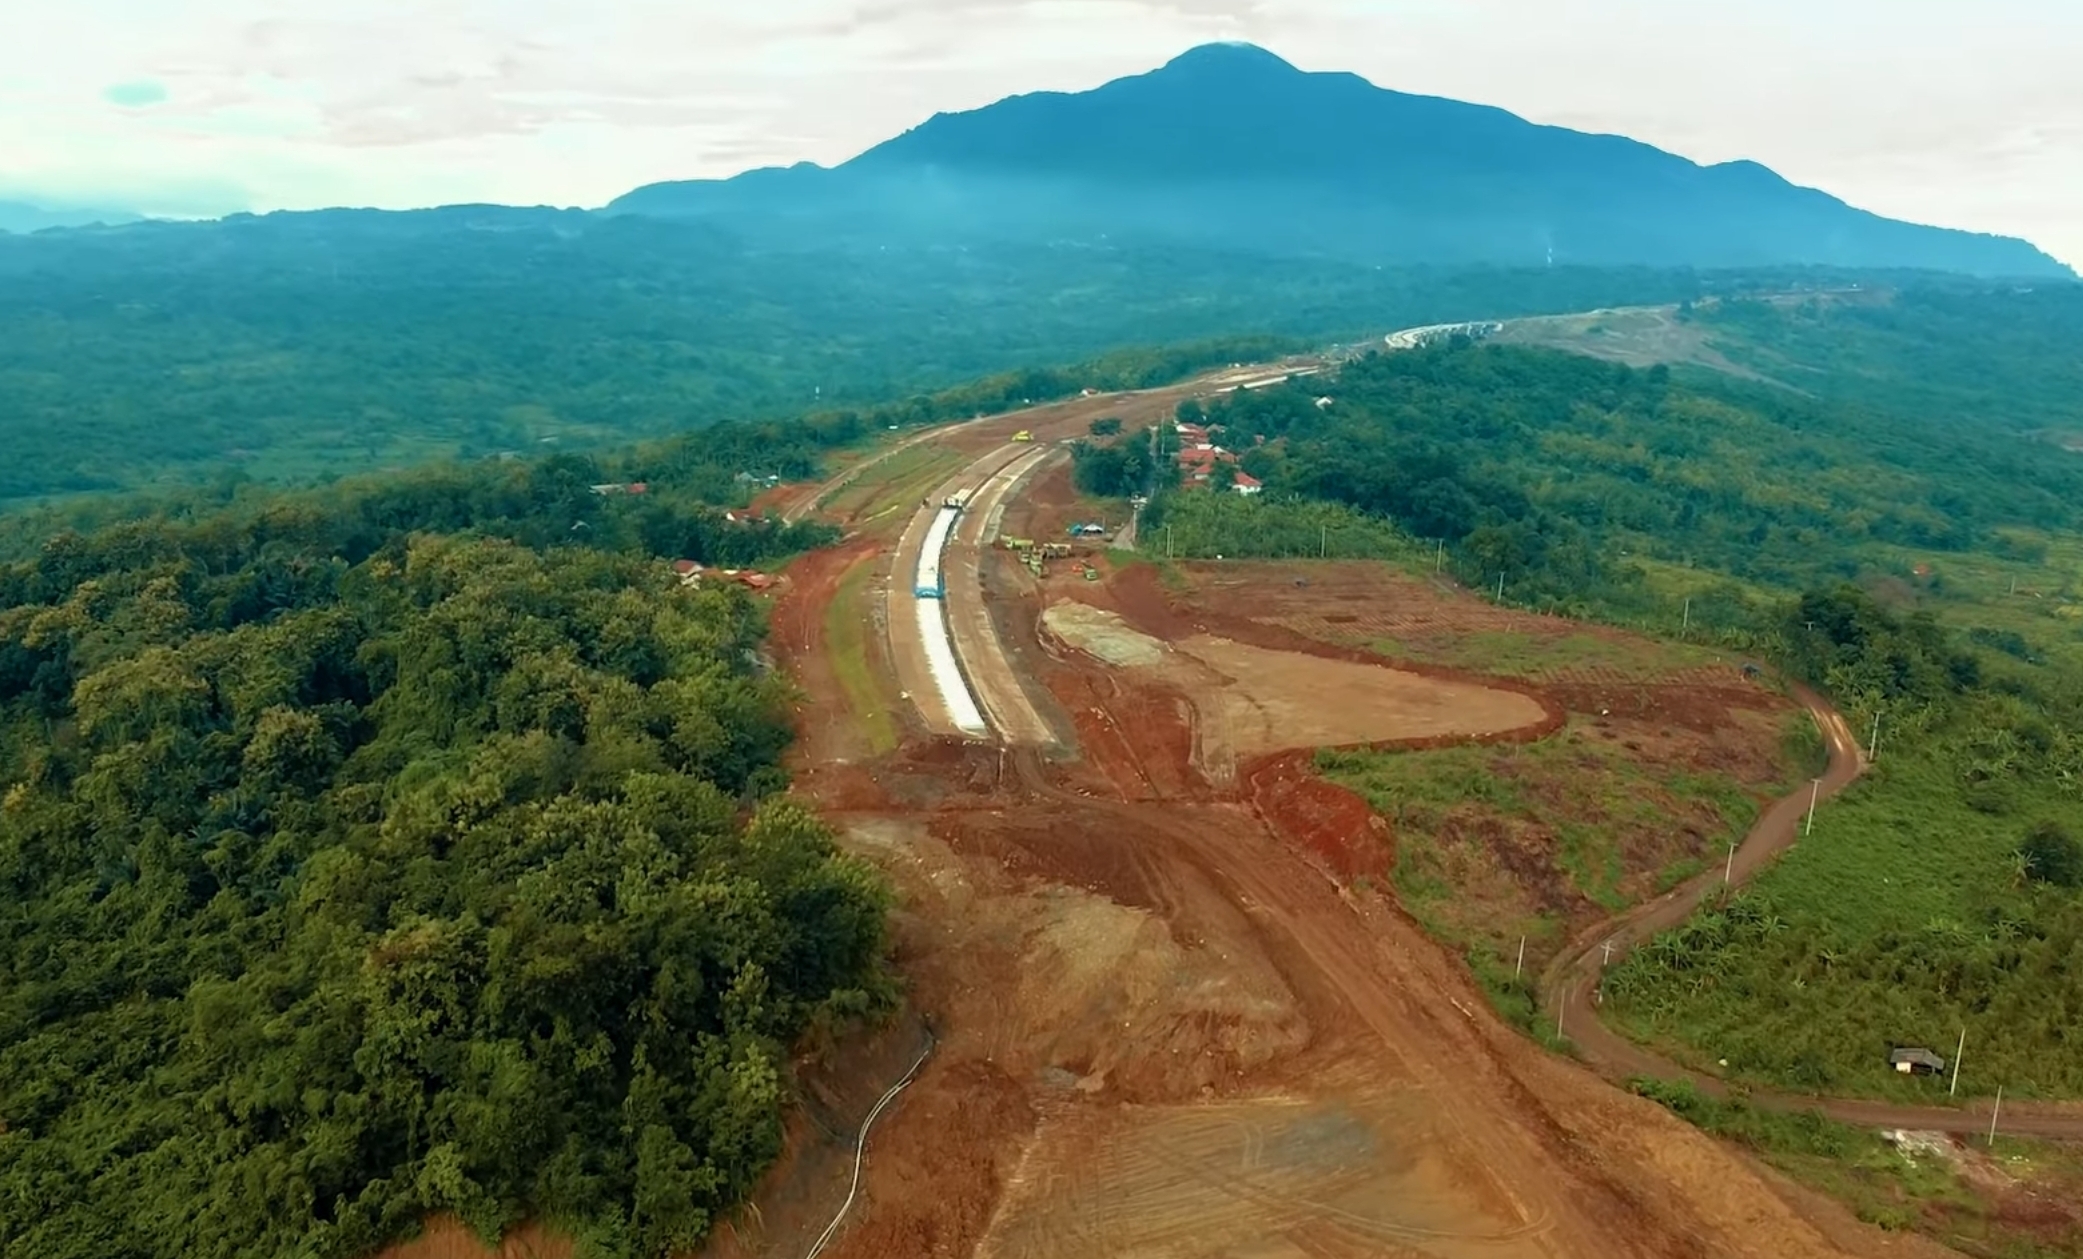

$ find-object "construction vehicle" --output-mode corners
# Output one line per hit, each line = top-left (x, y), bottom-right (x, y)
(1002, 537), (1034, 552)
(1012, 430), (1033, 442)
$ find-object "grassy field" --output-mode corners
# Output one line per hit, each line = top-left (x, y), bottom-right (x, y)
(1869, 531), (2083, 668)
(1605, 736), (2083, 1101)
(1629, 1080), (2083, 1256)
(1493, 304), (1778, 383)
(1316, 710), (1804, 1033)
(816, 442), (967, 528)
(824, 555), (901, 756)
(1366, 627), (1729, 682)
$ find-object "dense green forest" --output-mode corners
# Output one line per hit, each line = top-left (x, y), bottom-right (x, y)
(1138, 332), (2083, 618)
(0, 447), (887, 1257)
(0, 336), (1266, 561)
(1688, 284), (2083, 437)
(0, 205), (1919, 504)
(1096, 309), (2083, 1098)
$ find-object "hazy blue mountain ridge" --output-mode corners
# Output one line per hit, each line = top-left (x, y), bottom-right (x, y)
(612, 43), (2069, 277)
(0, 200), (145, 234)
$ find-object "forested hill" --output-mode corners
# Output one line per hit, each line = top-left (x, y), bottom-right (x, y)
(0, 206), (1851, 506)
(0, 450), (884, 1259)
(612, 42), (2068, 278)
(1684, 285), (2083, 436)
(1146, 337), (2083, 614)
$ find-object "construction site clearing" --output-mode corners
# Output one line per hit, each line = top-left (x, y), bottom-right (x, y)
(720, 380), (2008, 1259)
(755, 550), (1977, 1259)
(386, 369), (2069, 1259)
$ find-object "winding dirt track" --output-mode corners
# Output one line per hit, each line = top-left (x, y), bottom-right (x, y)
(1544, 688), (2083, 1139)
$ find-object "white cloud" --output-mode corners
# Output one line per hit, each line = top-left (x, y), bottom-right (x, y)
(0, 0), (2076, 264)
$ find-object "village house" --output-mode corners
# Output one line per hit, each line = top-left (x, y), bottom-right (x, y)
(1173, 443), (1260, 494)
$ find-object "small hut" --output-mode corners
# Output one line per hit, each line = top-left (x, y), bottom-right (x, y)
(1889, 1047), (1946, 1077)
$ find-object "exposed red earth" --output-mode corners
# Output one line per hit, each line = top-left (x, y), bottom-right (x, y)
(702, 383), (1983, 1259)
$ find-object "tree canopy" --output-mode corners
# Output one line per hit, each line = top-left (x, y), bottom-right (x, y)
(1152, 334), (2083, 617)
(0, 465), (889, 1257)
(0, 205), (1912, 505)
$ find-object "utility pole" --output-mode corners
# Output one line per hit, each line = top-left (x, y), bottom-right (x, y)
(1320, 524), (1328, 558)
(1989, 1086), (2003, 1146)
(1495, 572), (1506, 603)
(1601, 939), (1614, 968)
(1556, 991), (1566, 1041)
(1682, 597), (1691, 635)
(1514, 936), (1526, 979)
(1166, 524), (1173, 559)
(1805, 779), (1821, 836)
(1869, 711), (1882, 762)
(1435, 539), (1444, 573)
(1950, 1027), (1966, 1098)
(1725, 841), (1737, 885)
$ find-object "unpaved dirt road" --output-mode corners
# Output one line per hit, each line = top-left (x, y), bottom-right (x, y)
(945, 445), (1063, 746)
(1549, 691), (2083, 1141)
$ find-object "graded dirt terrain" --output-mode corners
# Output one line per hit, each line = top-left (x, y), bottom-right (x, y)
(1175, 632), (1548, 756)
(1040, 600), (1549, 764)
(710, 415), (1980, 1259)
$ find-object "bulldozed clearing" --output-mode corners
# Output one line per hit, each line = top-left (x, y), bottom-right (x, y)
(1040, 600), (1550, 760)
(719, 520), (1963, 1259)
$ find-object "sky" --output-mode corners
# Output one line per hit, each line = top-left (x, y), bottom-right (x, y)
(3, 0), (2078, 265)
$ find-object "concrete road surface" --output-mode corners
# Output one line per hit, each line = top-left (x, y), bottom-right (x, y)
(882, 441), (1064, 746)
(884, 444), (1028, 740)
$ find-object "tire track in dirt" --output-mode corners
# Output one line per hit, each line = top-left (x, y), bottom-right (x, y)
(1009, 771), (1700, 1258)
(1545, 687), (2083, 1140)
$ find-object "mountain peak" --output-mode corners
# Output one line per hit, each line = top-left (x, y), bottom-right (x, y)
(608, 44), (2071, 279)
(1159, 42), (1298, 76)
